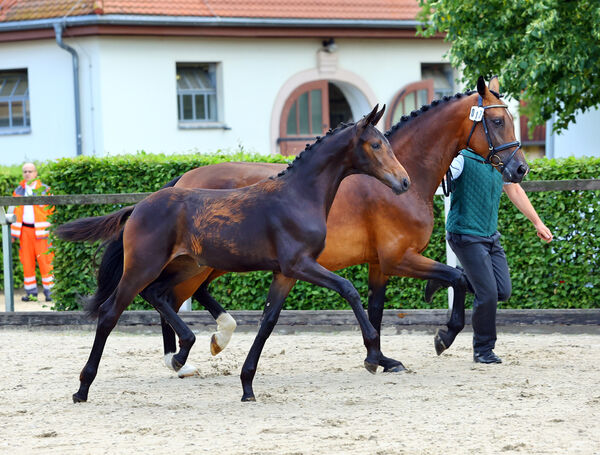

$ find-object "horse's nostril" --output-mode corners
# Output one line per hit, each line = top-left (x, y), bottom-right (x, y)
(517, 164), (528, 176)
(402, 178), (410, 190)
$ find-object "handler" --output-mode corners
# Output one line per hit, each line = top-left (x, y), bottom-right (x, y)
(10, 162), (55, 302)
(434, 150), (552, 363)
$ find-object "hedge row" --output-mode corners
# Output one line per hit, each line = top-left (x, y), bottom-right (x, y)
(1, 153), (599, 311)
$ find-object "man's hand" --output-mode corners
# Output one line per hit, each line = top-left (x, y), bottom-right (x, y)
(535, 222), (553, 243)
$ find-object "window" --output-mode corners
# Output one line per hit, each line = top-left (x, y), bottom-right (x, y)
(0, 69), (30, 134)
(176, 64), (218, 123)
(421, 63), (456, 100)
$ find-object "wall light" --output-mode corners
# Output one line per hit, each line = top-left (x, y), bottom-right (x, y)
(322, 38), (338, 53)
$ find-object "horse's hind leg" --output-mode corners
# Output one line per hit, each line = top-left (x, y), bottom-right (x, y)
(141, 283), (199, 378)
(367, 264), (406, 373)
(240, 273), (296, 402)
(386, 250), (467, 355)
(192, 279), (237, 356)
(73, 281), (143, 403)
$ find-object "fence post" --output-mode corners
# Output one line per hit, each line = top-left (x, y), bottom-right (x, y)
(443, 195), (457, 309)
(1, 207), (15, 312)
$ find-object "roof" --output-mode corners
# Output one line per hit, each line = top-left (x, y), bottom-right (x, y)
(0, 0), (421, 22)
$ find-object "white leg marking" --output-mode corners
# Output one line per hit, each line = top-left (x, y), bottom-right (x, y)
(164, 352), (176, 371)
(211, 313), (237, 355)
(177, 363), (200, 378)
(164, 352), (199, 377)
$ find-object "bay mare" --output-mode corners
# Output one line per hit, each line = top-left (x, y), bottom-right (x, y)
(149, 77), (529, 387)
(56, 106), (411, 402)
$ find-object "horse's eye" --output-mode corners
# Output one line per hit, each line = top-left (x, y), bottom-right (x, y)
(492, 118), (503, 127)
(371, 142), (381, 150)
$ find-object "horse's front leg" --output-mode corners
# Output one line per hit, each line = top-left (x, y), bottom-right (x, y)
(287, 258), (381, 373)
(367, 264), (406, 373)
(383, 250), (467, 355)
(240, 273), (296, 402)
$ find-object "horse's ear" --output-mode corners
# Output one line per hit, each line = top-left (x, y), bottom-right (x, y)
(357, 104), (379, 130)
(372, 104), (386, 126)
(476, 76), (487, 97)
(488, 76), (500, 95)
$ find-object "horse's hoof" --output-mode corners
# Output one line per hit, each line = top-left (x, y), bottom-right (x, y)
(241, 394), (256, 402)
(383, 363), (407, 373)
(72, 392), (87, 403)
(177, 364), (200, 378)
(364, 360), (378, 374)
(434, 329), (448, 356)
(210, 334), (223, 356)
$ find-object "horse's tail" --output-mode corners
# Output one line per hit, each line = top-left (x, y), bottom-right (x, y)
(161, 175), (182, 189)
(54, 206), (135, 243)
(81, 230), (126, 318)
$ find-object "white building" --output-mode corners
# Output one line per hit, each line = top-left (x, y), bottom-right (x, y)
(0, 0), (463, 165)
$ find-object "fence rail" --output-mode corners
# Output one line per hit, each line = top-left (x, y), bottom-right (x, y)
(0, 179), (599, 207)
(1, 178), (599, 312)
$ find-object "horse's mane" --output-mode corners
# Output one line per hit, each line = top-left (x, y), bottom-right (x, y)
(270, 121), (355, 179)
(384, 89), (502, 138)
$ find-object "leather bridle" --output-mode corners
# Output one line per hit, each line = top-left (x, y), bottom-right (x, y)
(465, 95), (522, 173)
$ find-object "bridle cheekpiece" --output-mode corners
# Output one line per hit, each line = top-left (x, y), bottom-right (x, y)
(465, 95), (521, 173)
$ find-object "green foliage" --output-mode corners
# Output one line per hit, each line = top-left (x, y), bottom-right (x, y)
(2, 154), (599, 311)
(417, 0), (600, 133)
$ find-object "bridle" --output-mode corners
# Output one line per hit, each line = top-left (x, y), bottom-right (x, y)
(465, 94), (522, 173)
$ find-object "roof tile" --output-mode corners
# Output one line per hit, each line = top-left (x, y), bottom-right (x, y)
(1, 0), (420, 22)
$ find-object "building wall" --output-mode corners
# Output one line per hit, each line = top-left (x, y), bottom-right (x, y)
(0, 34), (451, 165)
(0, 39), (77, 164)
(552, 107), (600, 158)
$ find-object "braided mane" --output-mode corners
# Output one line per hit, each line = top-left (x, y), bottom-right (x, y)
(271, 121), (354, 179)
(384, 89), (503, 137)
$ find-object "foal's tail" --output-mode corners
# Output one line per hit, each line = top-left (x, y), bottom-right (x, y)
(55, 206), (135, 243)
(72, 175), (184, 318)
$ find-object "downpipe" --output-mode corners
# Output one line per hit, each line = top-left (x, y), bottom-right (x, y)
(53, 22), (82, 156)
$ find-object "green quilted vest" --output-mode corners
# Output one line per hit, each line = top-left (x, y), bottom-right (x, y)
(446, 149), (504, 236)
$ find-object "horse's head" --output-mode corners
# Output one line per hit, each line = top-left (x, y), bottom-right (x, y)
(353, 105), (411, 194)
(463, 76), (529, 183)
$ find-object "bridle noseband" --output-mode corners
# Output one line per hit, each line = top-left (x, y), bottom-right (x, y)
(465, 95), (521, 173)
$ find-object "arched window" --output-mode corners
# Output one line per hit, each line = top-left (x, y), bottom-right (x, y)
(385, 79), (434, 130)
(278, 80), (329, 156)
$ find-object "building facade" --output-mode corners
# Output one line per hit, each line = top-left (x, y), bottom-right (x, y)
(0, 1), (467, 164)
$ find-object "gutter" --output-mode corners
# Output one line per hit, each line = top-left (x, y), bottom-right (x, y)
(0, 15), (423, 32)
(53, 22), (82, 156)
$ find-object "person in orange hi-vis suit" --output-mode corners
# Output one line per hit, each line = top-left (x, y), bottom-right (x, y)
(10, 163), (55, 302)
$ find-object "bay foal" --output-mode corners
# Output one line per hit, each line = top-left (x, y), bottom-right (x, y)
(57, 106), (410, 402)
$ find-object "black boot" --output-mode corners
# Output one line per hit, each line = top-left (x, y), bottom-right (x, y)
(21, 292), (38, 302)
(43, 289), (52, 302)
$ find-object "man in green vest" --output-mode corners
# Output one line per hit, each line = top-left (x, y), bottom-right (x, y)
(444, 149), (553, 363)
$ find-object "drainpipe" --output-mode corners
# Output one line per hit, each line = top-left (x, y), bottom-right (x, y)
(545, 113), (555, 159)
(53, 22), (82, 156)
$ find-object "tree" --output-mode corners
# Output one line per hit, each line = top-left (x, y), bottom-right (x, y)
(418, 0), (600, 133)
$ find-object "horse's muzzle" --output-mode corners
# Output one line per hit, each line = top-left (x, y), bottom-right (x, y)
(502, 162), (529, 183)
(387, 175), (411, 195)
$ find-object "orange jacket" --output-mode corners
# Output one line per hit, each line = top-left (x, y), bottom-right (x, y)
(11, 179), (55, 239)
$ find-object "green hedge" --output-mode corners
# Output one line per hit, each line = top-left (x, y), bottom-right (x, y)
(2, 153), (599, 310)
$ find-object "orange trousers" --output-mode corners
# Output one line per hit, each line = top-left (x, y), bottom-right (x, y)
(19, 226), (54, 293)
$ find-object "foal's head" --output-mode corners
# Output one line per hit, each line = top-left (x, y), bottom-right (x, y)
(351, 105), (411, 195)
(463, 76), (529, 183)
